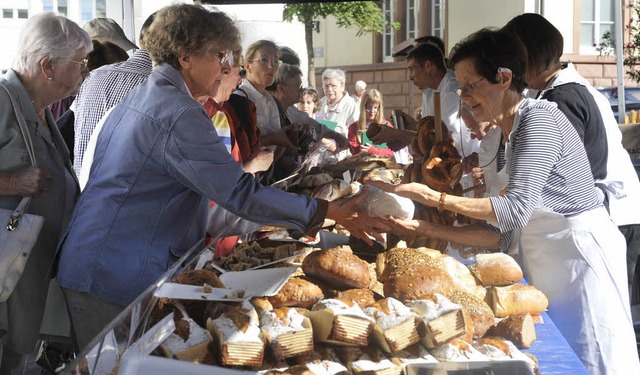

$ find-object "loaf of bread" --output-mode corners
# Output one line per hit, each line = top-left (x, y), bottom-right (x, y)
(376, 247), (442, 283)
(297, 173), (334, 188)
(312, 179), (354, 202)
(250, 297), (273, 319)
(383, 263), (456, 301)
(488, 313), (536, 349)
(302, 247), (372, 289)
(468, 253), (523, 286)
(489, 284), (549, 318)
(268, 277), (324, 309)
(444, 289), (495, 339)
(489, 313), (536, 349)
(207, 302), (264, 367)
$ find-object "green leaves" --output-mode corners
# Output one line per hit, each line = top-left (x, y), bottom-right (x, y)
(283, 1), (399, 36)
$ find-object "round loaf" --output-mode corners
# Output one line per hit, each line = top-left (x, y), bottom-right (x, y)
(375, 247), (442, 283)
(302, 247), (372, 289)
(468, 253), (523, 286)
(383, 263), (456, 301)
(268, 277), (324, 308)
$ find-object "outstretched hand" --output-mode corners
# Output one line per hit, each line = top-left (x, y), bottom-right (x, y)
(365, 181), (438, 208)
(326, 187), (391, 245)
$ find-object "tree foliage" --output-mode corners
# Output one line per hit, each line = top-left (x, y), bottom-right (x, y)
(283, 1), (398, 36)
(283, 1), (399, 87)
(597, 2), (640, 83)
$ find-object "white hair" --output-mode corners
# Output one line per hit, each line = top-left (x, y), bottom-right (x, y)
(322, 68), (346, 86)
(355, 80), (367, 91)
(13, 12), (92, 76)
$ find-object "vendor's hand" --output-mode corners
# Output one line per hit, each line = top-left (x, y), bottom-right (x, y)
(384, 216), (431, 239)
(243, 149), (274, 174)
(326, 187), (391, 245)
(319, 138), (337, 153)
(6, 167), (53, 197)
(366, 181), (438, 208)
(472, 167), (485, 185)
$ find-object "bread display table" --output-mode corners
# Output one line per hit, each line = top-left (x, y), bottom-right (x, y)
(60, 236), (590, 375)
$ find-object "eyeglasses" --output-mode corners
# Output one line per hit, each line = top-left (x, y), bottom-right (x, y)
(215, 50), (234, 66)
(250, 57), (281, 68)
(456, 77), (485, 97)
(68, 58), (88, 71)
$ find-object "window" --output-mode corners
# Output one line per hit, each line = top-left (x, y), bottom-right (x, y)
(96, 0), (106, 18)
(2, 9), (12, 18)
(407, 0), (419, 40)
(431, 0), (446, 40)
(58, 0), (68, 16)
(382, 0), (395, 62)
(42, 0), (53, 12)
(17, 9), (27, 19)
(580, 0), (615, 54)
(81, 0), (93, 21)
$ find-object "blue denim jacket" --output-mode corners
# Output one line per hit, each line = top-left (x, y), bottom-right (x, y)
(55, 64), (323, 305)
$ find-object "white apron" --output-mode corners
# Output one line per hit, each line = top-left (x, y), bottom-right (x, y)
(517, 204), (639, 375)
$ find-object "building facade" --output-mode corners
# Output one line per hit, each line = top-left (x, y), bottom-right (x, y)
(312, 0), (635, 118)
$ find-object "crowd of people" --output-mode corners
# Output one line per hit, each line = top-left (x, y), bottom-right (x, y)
(0, 4), (638, 375)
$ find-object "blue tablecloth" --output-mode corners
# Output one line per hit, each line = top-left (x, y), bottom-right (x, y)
(522, 311), (588, 374)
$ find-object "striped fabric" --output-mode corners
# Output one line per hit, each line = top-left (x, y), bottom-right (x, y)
(489, 99), (600, 241)
(73, 50), (152, 174)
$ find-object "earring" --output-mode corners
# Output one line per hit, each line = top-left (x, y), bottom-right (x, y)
(47, 76), (53, 81)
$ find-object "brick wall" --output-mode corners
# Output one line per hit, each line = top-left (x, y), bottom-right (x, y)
(315, 57), (637, 121)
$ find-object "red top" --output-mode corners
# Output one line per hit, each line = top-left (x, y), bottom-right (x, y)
(347, 120), (395, 157)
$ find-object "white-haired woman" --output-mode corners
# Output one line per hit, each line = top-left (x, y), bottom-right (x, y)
(317, 68), (360, 138)
(0, 12), (91, 374)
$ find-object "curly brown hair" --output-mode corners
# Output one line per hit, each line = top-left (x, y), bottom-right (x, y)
(144, 4), (240, 70)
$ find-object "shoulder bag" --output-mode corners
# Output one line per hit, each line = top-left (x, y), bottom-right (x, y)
(0, 81), (45, 302)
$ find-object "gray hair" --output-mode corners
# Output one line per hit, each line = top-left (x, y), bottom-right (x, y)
(355, 80), (367, 91)
(13, 12), (92, 76)
(145, 4), (241, 70)
(275, 63), (302, 85)
(322, 68), (346, 86)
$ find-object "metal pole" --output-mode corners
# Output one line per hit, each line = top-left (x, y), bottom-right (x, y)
(121, 0), (135, 47)
(616, 0), (626, 124)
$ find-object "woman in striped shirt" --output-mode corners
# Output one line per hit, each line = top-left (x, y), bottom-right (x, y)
(370, 28), (638, 374)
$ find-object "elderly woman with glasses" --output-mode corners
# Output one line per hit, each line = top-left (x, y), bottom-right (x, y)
(53, 4), (387, 352)
(370, 28), (638, 374)
(0, 12), (91, 374)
